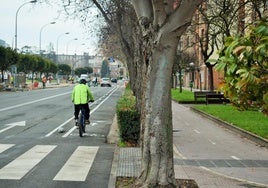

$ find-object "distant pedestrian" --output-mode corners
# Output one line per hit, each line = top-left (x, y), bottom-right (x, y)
(94, 77), (98, 87)
(42, 76), (47, 89)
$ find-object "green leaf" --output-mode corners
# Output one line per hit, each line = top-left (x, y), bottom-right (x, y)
(228, 63), (238, 74)
(215, 61), (226, 71)
(207, 59), (218, 63)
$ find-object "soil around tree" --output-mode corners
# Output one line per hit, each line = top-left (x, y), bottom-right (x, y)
(116, 177), (199, 188)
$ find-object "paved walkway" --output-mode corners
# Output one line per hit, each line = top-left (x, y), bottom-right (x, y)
(108, 102), (268, 188)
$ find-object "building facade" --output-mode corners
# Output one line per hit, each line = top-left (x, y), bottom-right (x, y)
(180, 0), (268, 91)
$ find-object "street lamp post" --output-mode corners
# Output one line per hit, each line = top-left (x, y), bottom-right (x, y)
(15, 0), (37, 51)
(75, 43), (85, 54)
(189, 62), (202, 91)
(56, 32), (70, 63)
(66, 38), (78, 55)
(189, 62), (195, 92)
(14, 0), (37, 88)
(39, 21), (56, 55)
(72, 43), (85, 76)
(56, 32), (69, 84)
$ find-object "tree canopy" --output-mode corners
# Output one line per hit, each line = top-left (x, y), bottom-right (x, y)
(58, 64), (71, 76)
(0, 46), (18, 82)
(74, 66), (93, 76)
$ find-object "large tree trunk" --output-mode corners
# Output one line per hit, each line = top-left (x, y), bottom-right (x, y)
(131, 1), (203, 187)
(137, 34), (178, 187)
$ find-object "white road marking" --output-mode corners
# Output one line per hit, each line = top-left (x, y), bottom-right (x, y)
(194, 129), (201, 134)
(0, 121), (26, 134)
(173, 144), (187, 159)
(0, 145), (56, 180)
(91, 123), (97, 126)
(0, 144), (15, 153)
(53, 146), (99, 181)
(184, 122), (190, 126)
(0, 92), (70, 112)
(62, 126), (76, 138)
(45, 117), (74, 137)
(231, 155), (240, 160)
(208, 139), (216, 145)
(0, 125), (17, 133)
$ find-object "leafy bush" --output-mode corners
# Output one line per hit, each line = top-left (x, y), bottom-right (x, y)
(216, 20), (268, 115)
(116, 87), (140, 144)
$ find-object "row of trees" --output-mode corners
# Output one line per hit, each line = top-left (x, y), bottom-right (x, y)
(0, 46), (93, 83)
(0, 46), (58, 83)
(0, 46), (18, 82)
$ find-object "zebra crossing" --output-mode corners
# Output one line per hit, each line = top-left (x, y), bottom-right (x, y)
(0, 144), (99, 181)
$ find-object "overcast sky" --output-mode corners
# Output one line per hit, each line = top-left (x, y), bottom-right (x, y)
(0, 0), (99, 55)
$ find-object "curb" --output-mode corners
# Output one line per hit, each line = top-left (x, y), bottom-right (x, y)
(108, 146), (119, 188)
(107, 115), (119, 188)
(190, 107), (268, 149)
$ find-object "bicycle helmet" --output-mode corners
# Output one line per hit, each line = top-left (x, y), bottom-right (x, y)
(80, 78), (87, 84)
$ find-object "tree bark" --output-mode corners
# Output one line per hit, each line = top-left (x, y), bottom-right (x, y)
(132, 1), (204, 186)
(137, 33), (178, 187)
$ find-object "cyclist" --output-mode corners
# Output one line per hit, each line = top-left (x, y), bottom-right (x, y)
(71, 79), (94, 126)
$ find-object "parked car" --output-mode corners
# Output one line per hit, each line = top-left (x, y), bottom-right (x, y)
(100, 77), (111, 87)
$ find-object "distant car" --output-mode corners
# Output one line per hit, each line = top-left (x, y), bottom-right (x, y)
(100, 78), (111, 87)
(111, 78), (117, 83)
(78, 74), (90, 83)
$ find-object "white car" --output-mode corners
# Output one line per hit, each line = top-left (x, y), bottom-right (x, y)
(79, 74), (90, 83)
(100, 78), (111, 87)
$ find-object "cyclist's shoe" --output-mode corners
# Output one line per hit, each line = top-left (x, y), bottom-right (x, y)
(85, 120), (90, 124)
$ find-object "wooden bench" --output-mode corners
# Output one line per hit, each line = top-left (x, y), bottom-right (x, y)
(194, 91), (216, 102)
(206, 93), (226, 105)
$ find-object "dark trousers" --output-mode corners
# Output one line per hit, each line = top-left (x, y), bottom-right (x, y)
(74, 104), (90, 120)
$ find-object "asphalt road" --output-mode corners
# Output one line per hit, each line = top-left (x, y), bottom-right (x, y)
(0, 84), (124, 188)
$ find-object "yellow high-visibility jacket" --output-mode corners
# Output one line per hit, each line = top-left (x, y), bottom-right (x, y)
(71, 84), (94, 105)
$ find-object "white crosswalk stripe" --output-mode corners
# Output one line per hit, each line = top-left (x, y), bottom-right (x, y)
(0, 144), (14, 153)
(53, 146), (99, 181)
(0, 144), (99, 182)
(0, 145), (56, 180)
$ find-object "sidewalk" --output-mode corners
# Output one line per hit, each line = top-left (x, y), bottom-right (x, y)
(107, 102), (268, 188)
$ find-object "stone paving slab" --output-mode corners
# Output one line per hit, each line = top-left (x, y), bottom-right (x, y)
(116, 147), (268, 188)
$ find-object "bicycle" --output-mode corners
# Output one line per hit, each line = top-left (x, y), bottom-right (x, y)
(76, 101), (94, 137)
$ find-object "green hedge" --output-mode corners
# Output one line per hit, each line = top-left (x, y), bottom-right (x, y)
(116, 86), (140, 143)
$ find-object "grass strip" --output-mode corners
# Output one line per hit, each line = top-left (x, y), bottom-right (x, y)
(171, 89), (268, 139)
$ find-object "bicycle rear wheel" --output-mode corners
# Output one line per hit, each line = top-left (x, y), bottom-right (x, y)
(78, 111), (84, 137)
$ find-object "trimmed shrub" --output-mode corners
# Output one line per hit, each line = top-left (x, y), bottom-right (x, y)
(116, 87), (140, 144)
